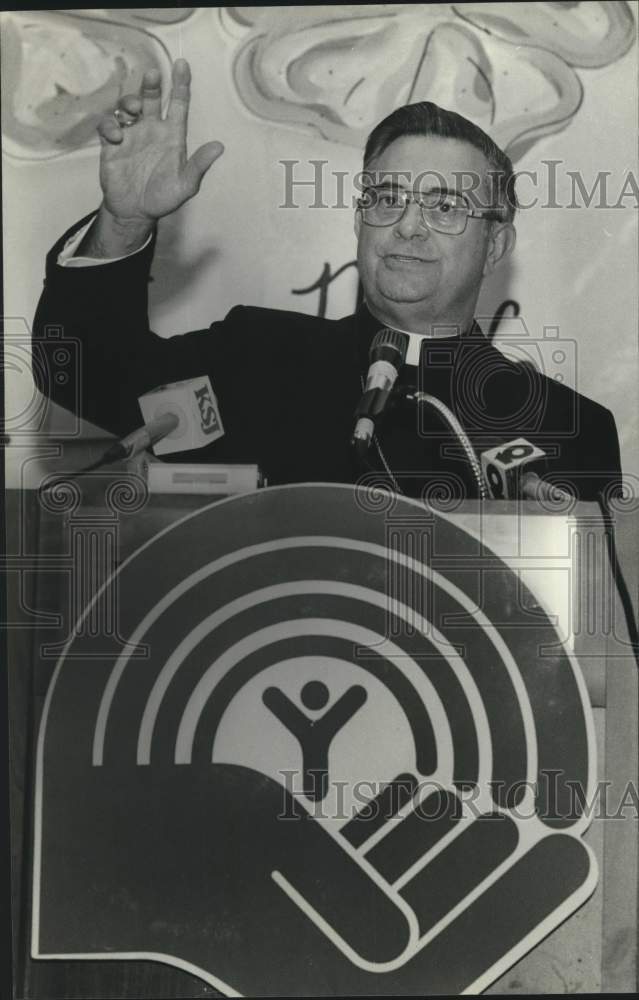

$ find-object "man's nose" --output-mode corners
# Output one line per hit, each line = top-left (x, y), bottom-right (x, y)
(394, 201), (429, 239)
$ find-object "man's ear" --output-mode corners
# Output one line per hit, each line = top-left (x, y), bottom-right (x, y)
(484, 222), (516, 276)
(354, 208), (362, 240)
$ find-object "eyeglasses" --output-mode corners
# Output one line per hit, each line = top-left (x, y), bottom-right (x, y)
(357, 186), (504, 236)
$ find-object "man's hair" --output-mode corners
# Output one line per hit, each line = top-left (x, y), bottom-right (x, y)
(364, 102), (518, 221)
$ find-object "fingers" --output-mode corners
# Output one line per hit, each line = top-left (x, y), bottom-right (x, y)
(97, 111), (124, 145)
(119, 94), (143, 118)
(97, 93), (141, 143)
(166, 57), (191, 129)
(140, 68), (162, 119)
(182, 141), (225, 196)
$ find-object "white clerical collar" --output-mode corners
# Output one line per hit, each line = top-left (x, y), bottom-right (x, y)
(387, 323), (462, 366)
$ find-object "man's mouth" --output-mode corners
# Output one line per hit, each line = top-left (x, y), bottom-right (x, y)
(384, 253), (435, 264)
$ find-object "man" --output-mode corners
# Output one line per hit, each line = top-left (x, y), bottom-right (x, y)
(33, 59), (622, 502)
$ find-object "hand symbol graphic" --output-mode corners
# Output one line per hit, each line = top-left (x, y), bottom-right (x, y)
(36, 755), (594, 995)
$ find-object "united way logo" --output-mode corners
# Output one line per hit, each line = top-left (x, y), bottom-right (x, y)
(33, 485), (597, 995)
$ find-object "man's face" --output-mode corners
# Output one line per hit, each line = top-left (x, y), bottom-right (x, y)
(355, 134), (513, 333)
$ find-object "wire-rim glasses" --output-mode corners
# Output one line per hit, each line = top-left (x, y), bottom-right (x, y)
(357, 185), (504, 236)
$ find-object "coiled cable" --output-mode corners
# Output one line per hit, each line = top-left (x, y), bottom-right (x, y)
(412, 391), (489, 500)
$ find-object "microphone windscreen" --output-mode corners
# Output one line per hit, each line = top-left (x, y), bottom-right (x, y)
(370, 328), (409, 362)
(138, 376), (224, 455)
(480, 438), (547, 499)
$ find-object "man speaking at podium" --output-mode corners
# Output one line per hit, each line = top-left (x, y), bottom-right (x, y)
(33, 59), (622, 502)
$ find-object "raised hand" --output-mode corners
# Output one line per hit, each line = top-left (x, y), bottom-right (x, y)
(81, 58), (223, 257)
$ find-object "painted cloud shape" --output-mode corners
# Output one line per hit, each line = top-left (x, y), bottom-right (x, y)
(1, 9), (175, 159)
(221, 2), (635, 160)
(1, 4), (634, 162)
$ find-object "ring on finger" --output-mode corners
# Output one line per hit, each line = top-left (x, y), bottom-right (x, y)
(113, 107), (142, 127)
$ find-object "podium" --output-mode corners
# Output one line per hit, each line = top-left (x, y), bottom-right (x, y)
(6, 474), (638, 997)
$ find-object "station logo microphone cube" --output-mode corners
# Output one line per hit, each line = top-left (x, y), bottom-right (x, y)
(138, 376), (224, 455)
(481, 438), (546, 499)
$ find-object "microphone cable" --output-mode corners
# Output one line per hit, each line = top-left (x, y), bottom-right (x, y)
(406, 390), (489, 500)
(353, 372), (402, 496)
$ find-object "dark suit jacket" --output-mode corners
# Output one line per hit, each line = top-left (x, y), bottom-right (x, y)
(33, 214), (623, 502)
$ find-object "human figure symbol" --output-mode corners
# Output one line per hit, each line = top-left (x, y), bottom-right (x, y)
(262, 680), (367, 801)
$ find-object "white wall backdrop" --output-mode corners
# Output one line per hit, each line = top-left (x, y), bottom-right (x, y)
(3, 5), (638, 483)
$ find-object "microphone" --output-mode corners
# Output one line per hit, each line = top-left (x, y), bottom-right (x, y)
(520, 471), (574, 504)
(39, 376), (226, 495)
(38, 411), (182, 494)
(480, 437), (573, 502)
(82, 375), (225, 469)
(99, 412), (180, 465)
(352, 328), (409, 452)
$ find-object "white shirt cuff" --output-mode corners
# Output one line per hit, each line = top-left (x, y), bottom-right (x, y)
(58, 219), (153, 267)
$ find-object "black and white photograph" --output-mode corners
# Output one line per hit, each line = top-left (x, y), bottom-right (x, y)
(3, 4), (639, 996)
